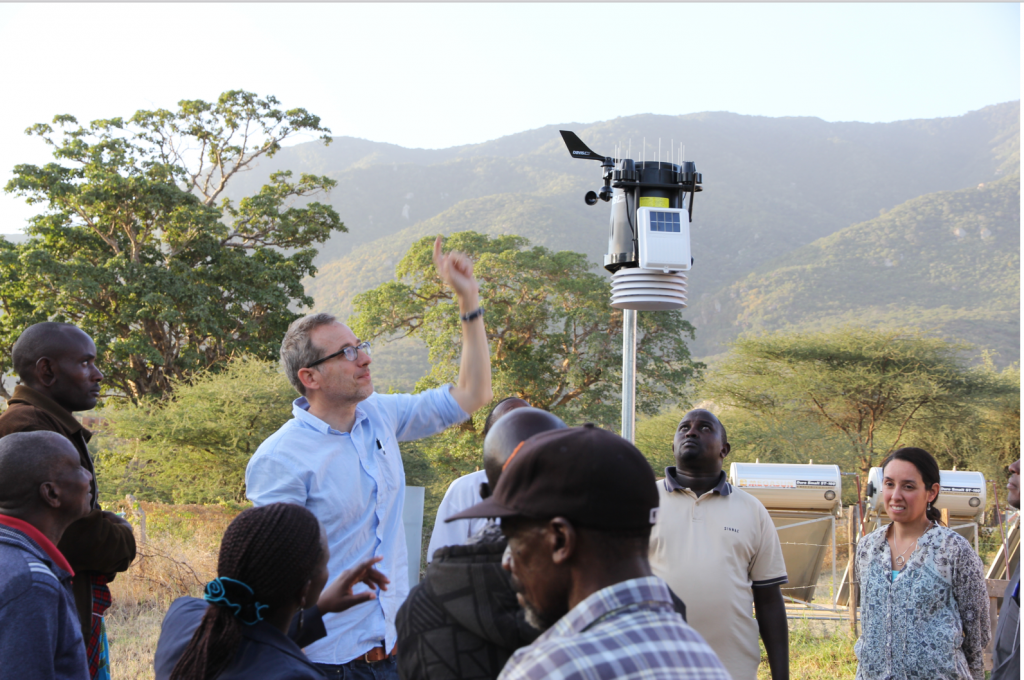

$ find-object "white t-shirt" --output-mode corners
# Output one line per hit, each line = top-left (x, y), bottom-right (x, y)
(425, 469), (490, 562)
(649, 469), (788, 680)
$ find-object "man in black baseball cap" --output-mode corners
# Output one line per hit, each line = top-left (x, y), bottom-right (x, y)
(448, 424), (728, 680)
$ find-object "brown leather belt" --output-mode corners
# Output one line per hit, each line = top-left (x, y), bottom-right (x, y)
(359, 644), (396, 663)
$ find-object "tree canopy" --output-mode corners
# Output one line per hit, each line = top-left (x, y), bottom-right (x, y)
(1, 90), (345, 400)
(701, 327), (1015, 478)
(350, 231), (703, 430)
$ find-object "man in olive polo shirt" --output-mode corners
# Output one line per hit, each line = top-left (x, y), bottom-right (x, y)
(648, 409), (789, 680)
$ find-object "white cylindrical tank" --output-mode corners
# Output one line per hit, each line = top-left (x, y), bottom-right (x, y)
(866, 467), (986, 519)
(729, 462), (842, 512)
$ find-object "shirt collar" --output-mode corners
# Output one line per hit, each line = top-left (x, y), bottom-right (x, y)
(663, 467), (732, 496)
(9, 385), (90, 441)
(540, 576), (673, 641)
(291, 396), (367, 435)
(0, 514), (74, 575)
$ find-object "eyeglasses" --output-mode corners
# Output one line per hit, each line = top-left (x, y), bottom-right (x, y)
(306, 341), (372, 369)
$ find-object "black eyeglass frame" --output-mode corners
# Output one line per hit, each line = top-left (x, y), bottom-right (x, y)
(306, 341), (372, 369)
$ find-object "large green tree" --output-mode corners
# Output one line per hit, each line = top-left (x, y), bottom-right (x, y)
(701, 327), (1013, 479)
(350, 232), (703, 431)
(1, 90), (345, 400)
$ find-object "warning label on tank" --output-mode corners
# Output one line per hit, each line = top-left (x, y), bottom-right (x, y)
(942, 486), (981, 494)
(739, 479), (796, 488)
(796, 480), (837, 487)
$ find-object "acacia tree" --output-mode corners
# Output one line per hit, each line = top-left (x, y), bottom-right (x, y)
(1, 90), (345, 400)
(702, 327), (1010, 479)
(97, 356), (295, 503)
(907, 362), (1020, 491)
(351, 232), (702, 431)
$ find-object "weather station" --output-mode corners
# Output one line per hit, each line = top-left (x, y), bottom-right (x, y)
(558, 130), (701, 440)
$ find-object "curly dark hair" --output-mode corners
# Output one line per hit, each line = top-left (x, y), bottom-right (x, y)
(170, 503), (323, 680)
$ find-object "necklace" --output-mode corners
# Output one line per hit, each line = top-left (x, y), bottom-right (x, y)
(891, 536), (918, 568)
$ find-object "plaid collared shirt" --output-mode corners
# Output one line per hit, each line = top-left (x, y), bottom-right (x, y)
(498, 576), (729, 680)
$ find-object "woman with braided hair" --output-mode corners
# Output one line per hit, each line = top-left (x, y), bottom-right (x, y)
(154, 503), (388, 680)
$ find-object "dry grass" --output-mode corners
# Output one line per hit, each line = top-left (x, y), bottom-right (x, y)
(104, 501), (242, 680)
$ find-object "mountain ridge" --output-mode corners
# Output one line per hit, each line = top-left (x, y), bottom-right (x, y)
(230, 101), (1021, 385)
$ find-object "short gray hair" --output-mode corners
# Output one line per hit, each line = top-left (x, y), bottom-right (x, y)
(281, 312), (337, 395)
(0, 431), (79, 510)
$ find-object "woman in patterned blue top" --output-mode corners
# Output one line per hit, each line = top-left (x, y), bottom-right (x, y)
(854, 447), (990, 680)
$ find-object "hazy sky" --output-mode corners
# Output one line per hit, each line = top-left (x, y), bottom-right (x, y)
(0, 2), (1018, 232)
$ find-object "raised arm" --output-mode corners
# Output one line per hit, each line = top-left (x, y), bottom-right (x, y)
(433, 235), (493, 415)
(291, 556), (390, 647)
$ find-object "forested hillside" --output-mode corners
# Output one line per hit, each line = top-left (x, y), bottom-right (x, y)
(690, 171), (1021, 361)
(217, 101), (1019, 388)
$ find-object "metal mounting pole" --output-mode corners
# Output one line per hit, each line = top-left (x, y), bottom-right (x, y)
(621, 309), (637, 442)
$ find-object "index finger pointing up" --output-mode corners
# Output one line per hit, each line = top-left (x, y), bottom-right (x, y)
(433, 235), (444, 267)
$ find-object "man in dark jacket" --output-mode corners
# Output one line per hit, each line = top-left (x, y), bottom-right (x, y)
(0, 322), (136, 679)
(396, 408), (568, 680)
(991, 457), (1020, 680)
(0, 431), (95, 680)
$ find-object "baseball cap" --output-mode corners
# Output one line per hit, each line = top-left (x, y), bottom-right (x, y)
(447, 423), (659, 530)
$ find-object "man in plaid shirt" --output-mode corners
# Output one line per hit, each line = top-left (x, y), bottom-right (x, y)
(447, 424), (730, 680)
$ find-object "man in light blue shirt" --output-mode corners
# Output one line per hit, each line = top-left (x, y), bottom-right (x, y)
(246, 236), (493, 679)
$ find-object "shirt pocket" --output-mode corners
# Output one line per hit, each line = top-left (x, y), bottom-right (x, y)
(376, 434), (404, 492)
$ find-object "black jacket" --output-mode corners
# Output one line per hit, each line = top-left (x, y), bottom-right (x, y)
(154, 597), (327, 680)
(397, 538), (539, 680)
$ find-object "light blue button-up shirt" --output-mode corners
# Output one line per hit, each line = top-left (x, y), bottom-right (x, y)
(245, 386), (468, 665)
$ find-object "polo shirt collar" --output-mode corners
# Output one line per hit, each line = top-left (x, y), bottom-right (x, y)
(0, 514), (74, 575)
(9, 385), (90, 442)
(291, 396), (368, 435)
(663, 467), (732, 496)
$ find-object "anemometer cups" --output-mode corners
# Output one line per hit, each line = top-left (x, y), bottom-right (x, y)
(584, 187), (614, 205)
(610, 268), (688, 311)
